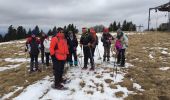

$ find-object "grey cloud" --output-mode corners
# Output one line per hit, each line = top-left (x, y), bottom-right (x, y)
(0, 0), (169, 31)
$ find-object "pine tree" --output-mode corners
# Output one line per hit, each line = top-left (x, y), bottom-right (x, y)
(113, 21), (117, 31)
(122, 20), (127, 31)
(48, 29), (52, 36)
(117, 22), (121, 29)
(17, 26), (26, 39)
(109, 23), (113, 32)
(0, 34), (3, 42)
(52, 26), (57, 34)
(27, 28), (32, 37)
(34, 25), (40, 37)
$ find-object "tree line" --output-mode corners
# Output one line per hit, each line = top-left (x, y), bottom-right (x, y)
(0, 24), (78, 43)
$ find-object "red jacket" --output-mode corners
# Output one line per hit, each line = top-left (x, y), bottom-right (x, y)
(50, 33), (69, 60)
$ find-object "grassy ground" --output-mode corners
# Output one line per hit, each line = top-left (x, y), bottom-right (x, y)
(124, 32), (170, 100)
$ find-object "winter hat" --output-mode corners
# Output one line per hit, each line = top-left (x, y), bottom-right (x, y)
(103, 28), (109, 33)
(117, 28), (122, 33)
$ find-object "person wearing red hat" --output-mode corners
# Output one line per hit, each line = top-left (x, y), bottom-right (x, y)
(101, 28), (114, 62)
(89, 28), (98, 57)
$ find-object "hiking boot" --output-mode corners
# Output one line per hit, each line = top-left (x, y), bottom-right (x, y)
(74, 61), (78, 66)
(107, 58), (110, 62)
(70, 64), (73, 67)
(90, 67), (95, 71)
(82, 67), (88, 70)
(103, 58), (106, 62)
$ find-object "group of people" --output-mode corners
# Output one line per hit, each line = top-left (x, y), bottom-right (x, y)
(25, 27), (128, 89)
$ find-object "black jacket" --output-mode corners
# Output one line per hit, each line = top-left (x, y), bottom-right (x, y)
(66, 34), (78, 52)
(101, 33), (114, 47)
(80, 33), (94, 46)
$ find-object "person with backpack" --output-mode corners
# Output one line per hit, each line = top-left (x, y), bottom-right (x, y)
(40, 32), (46, 64)
(43, 35), (51, 67)
(50, 27), (69, 89)
(101, 28), (114, 62)
(116, 29), (128, 67)
(66, 31), (78, 67)
(89, 28), (98, 57)
(26, 33), (41, 73)
(80, 27), (95, 70)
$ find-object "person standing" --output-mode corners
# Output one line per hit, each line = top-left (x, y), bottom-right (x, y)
(43, 36), (51, 67)
(80, 27), (95, 70)
(89, 28), (98, 57)
(26, 33), (41, 73)
(116, 29), (128, 67)
(40, 33), (46, 64)
(50, 28), (69, 89)
(101, 28), (114, 62)
(66, 31), (78, 67)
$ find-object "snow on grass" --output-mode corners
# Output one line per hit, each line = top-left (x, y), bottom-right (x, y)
(0, 64), (21, 72)
(133, 83), (144, 92)
(161, 51), (168, 55)
(14, 76), (52, 100)
(4, 57), (41, 63)
(0, 40), (26, 46)
(159, 67), (170, 71)
(1, 87), (23, 100)
(149, 54), (154, 59)
(12, 34), (134, 100)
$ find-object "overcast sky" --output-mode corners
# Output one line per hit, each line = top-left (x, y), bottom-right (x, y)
(0, 0), (169, 33)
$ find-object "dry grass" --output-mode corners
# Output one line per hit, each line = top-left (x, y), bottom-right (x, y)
(115, 91), (124, 98)
(124, 32), (170, 100)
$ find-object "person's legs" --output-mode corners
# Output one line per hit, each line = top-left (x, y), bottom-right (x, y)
(103, 46), (107, 61)
(107, 46), (111, 61)
(45, 53), (50, 66)
(73, 51), (78, 66)
(41, 49), (44, 64)
(89, 47), (95, 70)
(117, 49), (121, 64)
(30, 54), (34, 72)
(68, 51), (73, 67)
(83, 47), (88, 68)
(34, 54), (39, 71)
(121, 49), (126, 67)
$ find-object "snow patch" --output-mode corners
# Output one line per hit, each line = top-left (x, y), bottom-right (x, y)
(133, 83), (144, 92)
(1, 87), (23, 100)
(0, 64), (21, 72)
(149, 54), (154, 59)
(161, 51), (168, 55)
(159, 67), (170, 71)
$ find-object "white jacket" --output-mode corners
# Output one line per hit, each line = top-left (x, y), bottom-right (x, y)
(43, 38), (51, 53)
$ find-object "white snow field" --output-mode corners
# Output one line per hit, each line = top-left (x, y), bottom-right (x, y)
(1, 34), (137, 100)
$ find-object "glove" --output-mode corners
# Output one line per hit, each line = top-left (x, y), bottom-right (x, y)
(51, 55), (56, 61)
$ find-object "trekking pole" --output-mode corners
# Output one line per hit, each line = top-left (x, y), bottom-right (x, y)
(25, 52), (28, 77)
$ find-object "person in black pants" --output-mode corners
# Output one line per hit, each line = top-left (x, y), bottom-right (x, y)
(43, 36), (51, 66)
(40, 33), (46, 64)
(80, 27), (95, 70)
(116, 29), (128, 67)
(66, 31), (78, 67)
(26, 33), (41, 73)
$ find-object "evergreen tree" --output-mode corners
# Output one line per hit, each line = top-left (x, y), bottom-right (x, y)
(17, 26), (26, 39)
(0, 34), (3, 42)
(52, 26), (57, 34)
(113, 21), (118, 31)
(117, 22), (121, 29)
(4, 25), (17, 41)
(48, 29), (53, 36)
(27, 28), (32, 37)
(109, 23), (113, 32)
(34, 25), (40, 37)
(122, 20), (127, 31)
